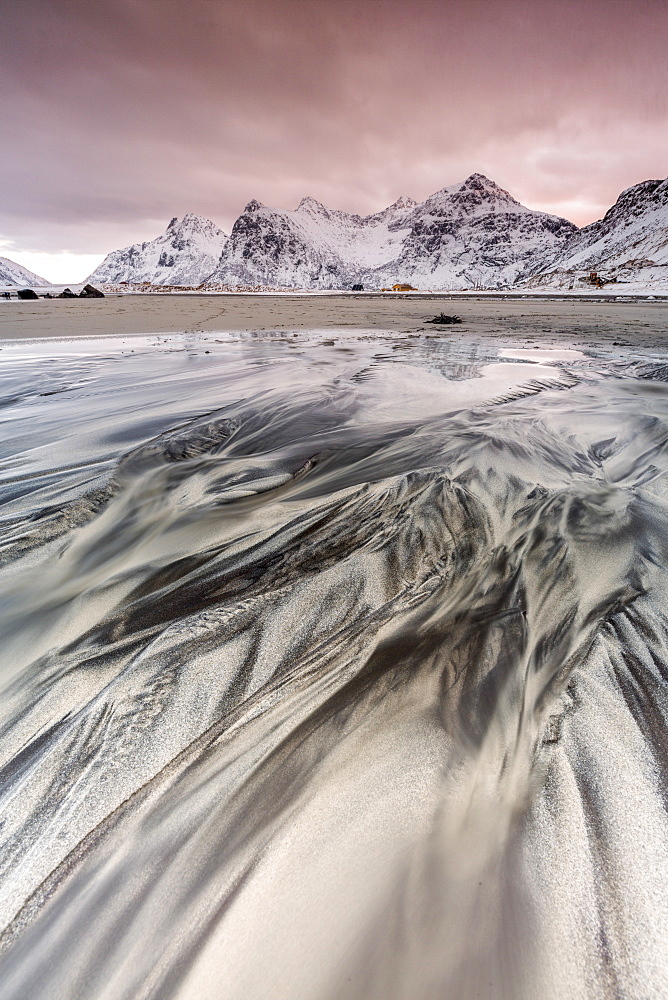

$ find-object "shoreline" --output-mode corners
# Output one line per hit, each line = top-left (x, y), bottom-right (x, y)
(0, 293), (666, 349)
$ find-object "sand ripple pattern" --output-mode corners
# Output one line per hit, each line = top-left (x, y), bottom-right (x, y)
(0, 332), (666, 1000)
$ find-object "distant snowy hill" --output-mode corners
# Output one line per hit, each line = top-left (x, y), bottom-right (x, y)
(523, 178), (668, 290)
(205, 175), (576, 290)
(0, 256), (49, 287)
(87, 214), (228, 286)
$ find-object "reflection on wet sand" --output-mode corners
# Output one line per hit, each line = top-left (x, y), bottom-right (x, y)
(0, 329), (667, 1000)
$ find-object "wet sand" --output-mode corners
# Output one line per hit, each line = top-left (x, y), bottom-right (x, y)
(0, 293), (667, 348)
(1, 322), (668, 999)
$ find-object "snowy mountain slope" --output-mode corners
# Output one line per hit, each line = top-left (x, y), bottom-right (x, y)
(0, 256), (49, 287)
(523, 177), (668, 289)
(87, 215), (228, 286)
(205, 175), (576, 290)
(206, 195), (418, 289)
(363, 174), (577, 289)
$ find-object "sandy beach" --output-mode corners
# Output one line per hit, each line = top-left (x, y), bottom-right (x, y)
(0, 292), (667, 349)
(1, 307), (668, 1000)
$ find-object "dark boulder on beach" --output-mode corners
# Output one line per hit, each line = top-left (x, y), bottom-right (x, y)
(79, 284), (105, 298)
(17, 288), (39, 299)
(57, 288), (78, 298)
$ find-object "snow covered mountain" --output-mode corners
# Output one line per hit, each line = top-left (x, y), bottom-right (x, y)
(205, 175), (576, 290)
(523, 178), (668, 290)
(85, 174), (668, 292)
(205, 194), (418, 289)
(0, 256), (48, 287)
(87, 214), (228, 286)
(364, 174), (577, 289)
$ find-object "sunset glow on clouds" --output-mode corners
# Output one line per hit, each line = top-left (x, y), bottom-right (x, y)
(2, 0), (667, 280)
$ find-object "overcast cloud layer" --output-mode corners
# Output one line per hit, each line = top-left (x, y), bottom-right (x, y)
(2, 0), (667, 265)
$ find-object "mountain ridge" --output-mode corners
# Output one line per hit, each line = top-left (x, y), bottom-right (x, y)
(203, 173), (577, 290)
(522, 177), (668, 290)
(87, 174), (668, 291)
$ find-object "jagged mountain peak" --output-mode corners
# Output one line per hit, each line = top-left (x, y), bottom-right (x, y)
(602, 177), (668, 225)
(619, 177), (667, 200)
(461, 172), (502, 190)
(296, 196), (329, 214)
(167, 212), (201, 229)
(364, 196), (418, 228)
(422, 173), (524, 216)
(243, 199), (266, 214)
(166, 213), (226, 236)
(387, 195), (417, 211)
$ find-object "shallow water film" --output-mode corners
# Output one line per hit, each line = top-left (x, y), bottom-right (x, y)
(0, 328), (667, 1000)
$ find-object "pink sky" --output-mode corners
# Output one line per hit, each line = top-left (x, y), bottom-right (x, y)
(1, 0), (667, 277)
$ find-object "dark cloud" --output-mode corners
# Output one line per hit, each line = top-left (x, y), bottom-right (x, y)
(2, 0), (667, 254)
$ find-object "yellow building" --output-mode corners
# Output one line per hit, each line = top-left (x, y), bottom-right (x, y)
(392, 283), (417, 291)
